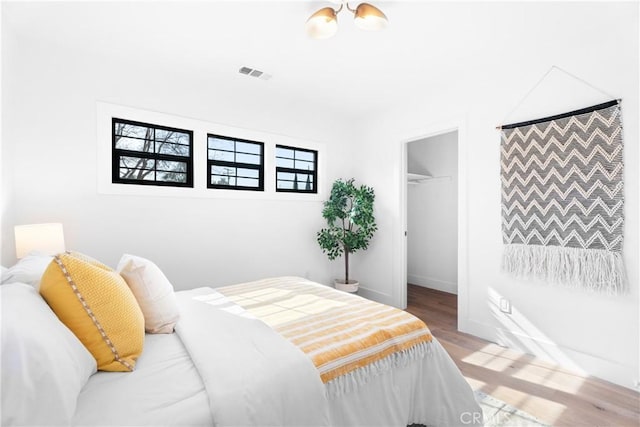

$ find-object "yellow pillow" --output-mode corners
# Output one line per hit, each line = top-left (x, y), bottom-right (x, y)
(39, 251), (144, 372)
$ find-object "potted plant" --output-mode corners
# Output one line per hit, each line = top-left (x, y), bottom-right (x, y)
(317, 178), (377, 292)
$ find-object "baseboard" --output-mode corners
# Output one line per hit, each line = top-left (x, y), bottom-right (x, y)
(407, 274), (457, 294)
(356, 286), (394, 306)
(462, 318), (639, 391)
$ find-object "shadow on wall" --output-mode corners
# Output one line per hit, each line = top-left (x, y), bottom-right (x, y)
(486, 287), (587, 375)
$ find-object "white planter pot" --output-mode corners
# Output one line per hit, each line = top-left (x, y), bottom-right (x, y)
(334, 280), (359, 293)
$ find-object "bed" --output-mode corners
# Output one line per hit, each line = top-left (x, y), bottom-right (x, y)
(1, 253), (482, 427)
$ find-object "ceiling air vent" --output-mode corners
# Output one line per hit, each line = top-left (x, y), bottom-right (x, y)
(238, 66), (272, 81)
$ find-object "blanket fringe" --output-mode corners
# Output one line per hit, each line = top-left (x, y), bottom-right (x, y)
(502, 244), (627, 295)
(325, 341), (433, 398)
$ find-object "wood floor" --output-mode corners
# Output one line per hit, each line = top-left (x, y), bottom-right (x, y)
(406, 284), (640, 427)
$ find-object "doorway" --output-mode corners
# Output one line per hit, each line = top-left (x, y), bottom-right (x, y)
(406, 130), (459, 306)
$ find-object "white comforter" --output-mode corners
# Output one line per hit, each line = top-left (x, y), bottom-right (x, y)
(175, 288), (330, 427)
(74, 286), (482, 427)
(73, 332), (212, 426)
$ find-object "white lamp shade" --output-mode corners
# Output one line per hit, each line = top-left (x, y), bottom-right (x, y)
(306, 7), (339, 39)
(354, 3), (388, 31)
(15, 223), (66, 259)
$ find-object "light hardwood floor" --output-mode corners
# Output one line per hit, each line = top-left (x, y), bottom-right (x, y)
(406, 284), (640, 427)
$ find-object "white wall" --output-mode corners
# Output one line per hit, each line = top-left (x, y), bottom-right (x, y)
(407, 131), (458, 294)
(349, 2), (639, 389)
(0, 30), (352, 289)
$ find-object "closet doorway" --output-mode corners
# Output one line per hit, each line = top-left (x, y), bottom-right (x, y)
(406, 130), (459, 305)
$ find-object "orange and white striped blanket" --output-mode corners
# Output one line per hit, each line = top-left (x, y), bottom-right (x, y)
(217, 277), (433, 384)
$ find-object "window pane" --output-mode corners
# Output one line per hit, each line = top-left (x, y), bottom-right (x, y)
(115, 123), (150, 139)
(157, 160), (187, 173)
(237, 168), (259, 178)
(294, 159), (314, 171)
(276, 157), (294, 168)
(236, 141), (261, 155)
(209, 150), (235, 161)
(208, 137), (234, 151)
(298, 174), (314, 190)
(156, 129), (189, 145)
(277, 171), (295, 181)
(120, 156), (155, 170)
(212, 166), (236, 176)
(237, 177), (259, 187)
(275, 146), (316, 193)
(212, 175), (236, 186)
(157, 172), (187, 183)
(295, 150), (315, 162)
(120, 168), (155, 181)
(277, 180), (294, 189)
(115, 136), (153, 153)
(158, 142), (190, 157)
(113, 119), (192, 187)
(154, 129), (171, 140)
(207, 134), (263, 191)
(237, 153), (261, 165)
(276, 147), (294, 158)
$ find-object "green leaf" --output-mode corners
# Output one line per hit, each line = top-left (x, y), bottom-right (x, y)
(317, 178), (377, 278)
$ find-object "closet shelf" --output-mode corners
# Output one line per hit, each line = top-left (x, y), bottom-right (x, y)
(407, 173), (451, 184)
(407, 173), (432, 184)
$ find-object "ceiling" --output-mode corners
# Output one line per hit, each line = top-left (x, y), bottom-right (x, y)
(2, 1), (626, 121)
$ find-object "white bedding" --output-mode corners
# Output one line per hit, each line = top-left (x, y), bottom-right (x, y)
(73, 333), (212, 426)
(328, 339), (481, 426)
(73, 286), (481, 427)
(175, 287), (330, 426)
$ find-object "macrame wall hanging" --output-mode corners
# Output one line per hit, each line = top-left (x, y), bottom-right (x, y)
(498, 66), (626, 294)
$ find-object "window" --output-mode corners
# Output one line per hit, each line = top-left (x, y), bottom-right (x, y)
(112, 118), (193, 187)
(207, 134), (264, 191)
(275, 145), (317, 193)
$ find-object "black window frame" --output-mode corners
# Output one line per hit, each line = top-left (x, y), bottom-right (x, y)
(112, 118), (194, 188)
(275, 145), (318, 194)
(207, 134), (265, 191)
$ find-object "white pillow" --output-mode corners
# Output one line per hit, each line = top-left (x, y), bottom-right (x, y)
(117, 254), (180, 334)
(1, 283), (97, 426)
(0, 252), (53, 289)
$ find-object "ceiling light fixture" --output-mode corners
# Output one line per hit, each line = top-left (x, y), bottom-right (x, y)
(305, 2), (388, 39)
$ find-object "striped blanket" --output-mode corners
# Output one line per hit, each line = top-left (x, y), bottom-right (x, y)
(217, 277), (433, 385)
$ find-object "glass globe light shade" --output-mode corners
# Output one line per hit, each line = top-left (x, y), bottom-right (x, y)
(354, 3), (388, 31)
(306, 7), (339, 39)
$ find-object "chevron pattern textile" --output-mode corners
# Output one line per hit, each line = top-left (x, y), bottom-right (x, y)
(500, 100), (626, 294)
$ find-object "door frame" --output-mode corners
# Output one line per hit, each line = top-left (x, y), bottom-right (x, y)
(398, 117), (469, 332)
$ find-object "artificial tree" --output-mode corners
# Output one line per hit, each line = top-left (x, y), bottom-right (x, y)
(317, 178), (377, 285)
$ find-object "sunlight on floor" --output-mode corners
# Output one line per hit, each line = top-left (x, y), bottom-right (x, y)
(493, 385), (567, 425)
(511, 365), (586, 395)
(449, 287), (595, 425)
(461, 346), (517, 373)
(460, 341), (586, 396)
(409, 285), (639, 427)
